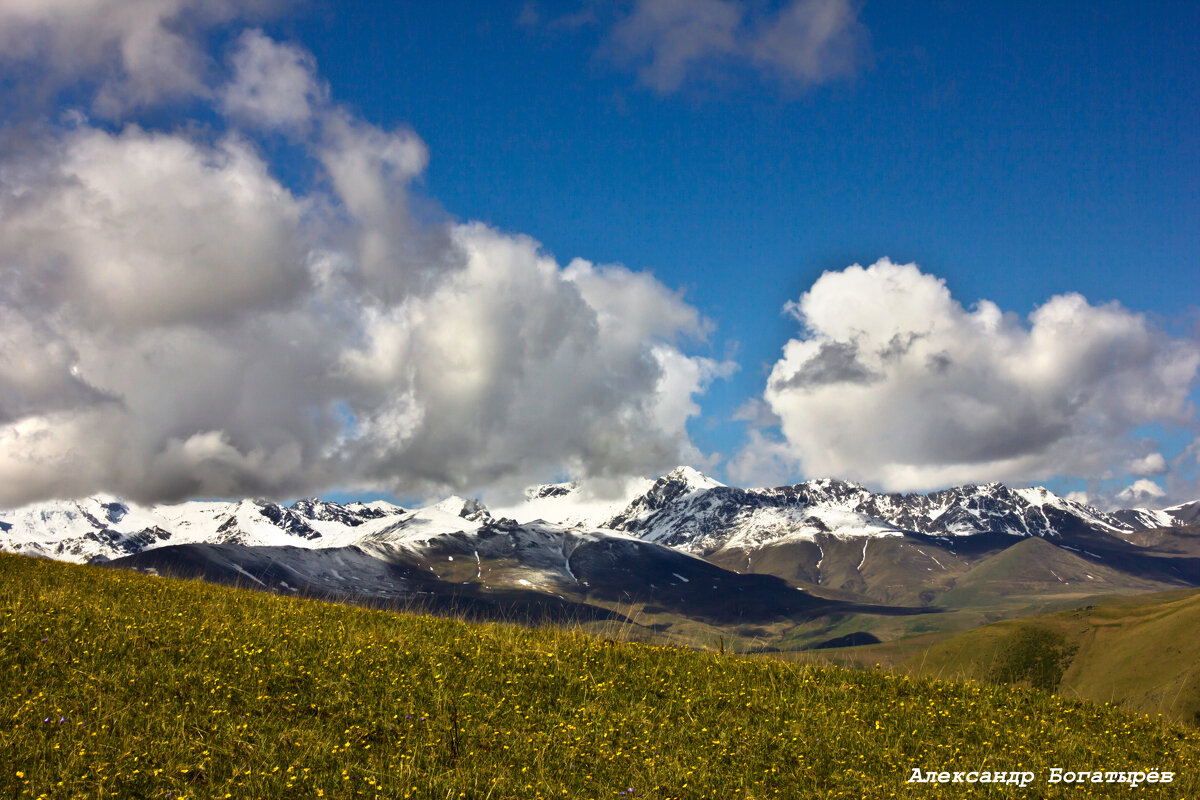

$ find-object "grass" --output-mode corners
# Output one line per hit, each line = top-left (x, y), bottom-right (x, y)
(2, 553), (1198, 799)
(899, 587), (1200, 726)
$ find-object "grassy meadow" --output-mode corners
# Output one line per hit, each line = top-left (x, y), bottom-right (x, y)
(896, 588), (1200, 726)
(2, 552), (1198, 799)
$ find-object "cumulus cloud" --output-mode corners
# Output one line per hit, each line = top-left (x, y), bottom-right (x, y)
(1127, 452), (1168, 477)
(0, 30), (726, 506)
(750, 259), (1200, 492)
(1156, 438), (1200, 508)
(333, 225), (725, 494)
(732, 397), (782, 428)
(0, 126), (308, 327)
(0, 0), (286, 115)
(1115, 478), (1167, 507)
(606, 0), (868, 93)
(726, 428), (801, 489)
(0, 310), (114, 424)
(221, 29), (327, 129)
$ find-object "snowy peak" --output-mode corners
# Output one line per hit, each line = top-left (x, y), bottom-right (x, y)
(193, 499), (326, 548)
(461, 498), (492, 522)
(602, 473), (1174, 555)
(357, 497), (498, 548)
(605, 478), (898, 552)
(1110, 499), (1200, 530)
(663, 465), (725, 491)
(1163, 499), (1200, 526)
(905, 482), (1154, 539)
(0, 495), (406, 563)
(251, 501), (323, 541)
(494, 475), (655, 529)
(290, 498), (399, 527)
(1, 471), (1194, 568)
(344, 500), (405, 517)
(525, 481), (578, 500)
(428, 496), (492, 522)
(610, 467), (724, 525)
(0, 496), (169, 563)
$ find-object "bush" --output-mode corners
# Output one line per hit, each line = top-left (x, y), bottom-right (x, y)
(988, 626), (1077, 691)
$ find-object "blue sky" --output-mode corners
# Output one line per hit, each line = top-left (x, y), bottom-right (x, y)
(294, 0), (1200, 498)
(0, 0), (1197, 507)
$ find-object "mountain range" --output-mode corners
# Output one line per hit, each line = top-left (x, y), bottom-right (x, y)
(3, 467), (1198, 646)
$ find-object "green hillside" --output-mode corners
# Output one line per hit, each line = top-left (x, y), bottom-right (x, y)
(901, 588), (1200, 726)
(936, 536), (1170, 611)
(2, 553), (1197, 799)
(767, 536), (1187, 653)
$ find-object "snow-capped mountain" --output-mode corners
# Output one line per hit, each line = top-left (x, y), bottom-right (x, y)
(2, 467), (1192, 567)
(1111, 498), (1200, 530)
(0, 495), (176, 565)
(3, 467), (1197, 617)
(490, 475), (655, 529)
(553, 468), (1198, 605)
(597, 467), (1183, 555)
(0, 495), (407, 564)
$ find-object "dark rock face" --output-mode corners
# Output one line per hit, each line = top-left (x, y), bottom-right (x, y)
(530, 483), (575, 499)
(102, 502), (128, 524)
(257, 502), (322, 540)
(290, 498), (398, 526)
(459, 498), (492, 523)
(291, 498), (364, 526)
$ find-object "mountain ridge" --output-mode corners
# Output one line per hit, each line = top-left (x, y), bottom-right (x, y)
(2, 467), (1195, 566)
(4, 468), (1199, 648)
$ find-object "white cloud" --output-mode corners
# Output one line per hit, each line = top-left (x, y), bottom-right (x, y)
(316, 111), (446, 303)
(0, 0), (286, 116)
(518, 3), (597, 33)
(1158, 437), (1200, 507)
(0, 48), (725, 506)
(752, 259), (1200, 492)
(1115, 478), (1167, 507)
(0, 126), (308, 327)
(732, 397), (783, 429)
(335, 225), (725, 494)
(1127, 452), (1168, 477)
(726, 429), (801, 489)
(606, 0), (868, 93)
(0, 309), (111, 424)
(609, 0), (743, 92)
(221, 29), (327, 129)
(564, 258), (709, 343)
(749, 0), (867, 86)
(648, 346), (738, 459)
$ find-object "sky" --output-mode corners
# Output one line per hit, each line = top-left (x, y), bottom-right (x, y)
(0, 0), (1197, 509)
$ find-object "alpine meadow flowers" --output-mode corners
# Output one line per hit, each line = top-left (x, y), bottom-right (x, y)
(1, 553), (1196, 798)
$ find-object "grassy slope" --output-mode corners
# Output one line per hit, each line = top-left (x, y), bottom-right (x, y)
(2, 553), (1198, 799)
(768, 536), (1184, 654)
(935, 537), (1171, 610)
(899, 588), (1200, 726)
